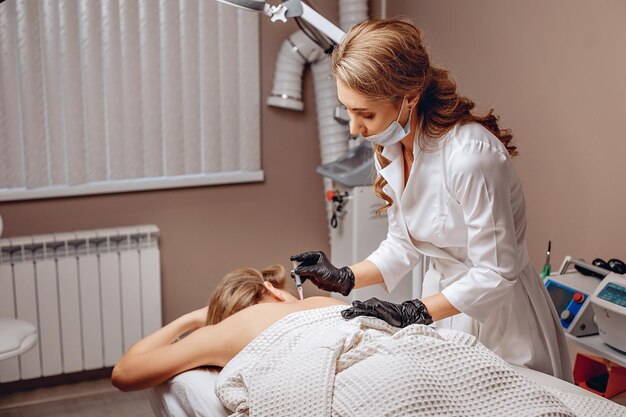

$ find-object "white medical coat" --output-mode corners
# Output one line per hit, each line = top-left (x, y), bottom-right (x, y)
(366, 123), (572, 381)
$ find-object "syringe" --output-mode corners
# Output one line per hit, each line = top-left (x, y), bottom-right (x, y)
(292, 261), (304, 300)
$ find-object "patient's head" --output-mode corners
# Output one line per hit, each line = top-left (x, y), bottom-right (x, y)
(206, 264), (295, 325)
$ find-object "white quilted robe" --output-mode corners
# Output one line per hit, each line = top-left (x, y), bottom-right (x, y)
(215, 306), (626, 417)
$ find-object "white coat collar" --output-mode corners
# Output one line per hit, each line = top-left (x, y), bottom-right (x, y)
(379, 142), (404, 198)
(378, 129), (421, 199)
(380, 140), (403, 160)
(378, 127), (452, 198)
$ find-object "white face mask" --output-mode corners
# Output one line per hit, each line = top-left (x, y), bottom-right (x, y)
(359, 98), (413, 146)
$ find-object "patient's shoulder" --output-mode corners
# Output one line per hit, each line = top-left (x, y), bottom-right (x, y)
(199, 297), (347, 366)
(300, 296), (347, 308)
(228, 296), (345, 319)
(217, 297), (346, 343)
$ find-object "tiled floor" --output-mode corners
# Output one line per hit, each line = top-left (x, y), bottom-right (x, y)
(0, 378), (153, 417)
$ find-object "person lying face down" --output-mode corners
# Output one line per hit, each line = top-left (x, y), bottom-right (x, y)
(111, 264), (346, 392)
(205, 265), (298, 325)
(111, 265), (622, 417)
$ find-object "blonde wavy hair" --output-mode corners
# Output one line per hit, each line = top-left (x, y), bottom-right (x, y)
(205, 264), (287, 325)
(331, 18), (516, 214)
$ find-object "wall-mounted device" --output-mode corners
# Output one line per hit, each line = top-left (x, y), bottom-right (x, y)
(590, 273), (626, 353)
(316, 142), (375, 187)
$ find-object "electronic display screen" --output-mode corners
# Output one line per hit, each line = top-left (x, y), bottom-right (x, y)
(598, 282), (626, 307)
(606, 285), (626, 298)
(547, 283), (575, 313)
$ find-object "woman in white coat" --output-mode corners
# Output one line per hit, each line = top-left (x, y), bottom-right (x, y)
(291, 18), (572, 381)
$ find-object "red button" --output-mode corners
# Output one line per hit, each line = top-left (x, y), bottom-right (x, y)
(573, 292), (585, 304)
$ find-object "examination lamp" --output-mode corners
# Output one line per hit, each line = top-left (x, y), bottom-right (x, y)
(216, 0), (345, 44)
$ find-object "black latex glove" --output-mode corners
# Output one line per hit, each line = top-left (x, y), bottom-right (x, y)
(290, 251), (355, 296)
(341, 297), (433, 328)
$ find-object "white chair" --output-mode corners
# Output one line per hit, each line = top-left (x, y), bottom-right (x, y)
(0, 318), (37, 361)
(0, 215), (37, 362)
(0, 216), (37, 361)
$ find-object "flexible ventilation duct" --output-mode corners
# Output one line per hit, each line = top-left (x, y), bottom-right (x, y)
(267, 0), (368, 164)
(266, 30), (325, 111)
(267, 0), (368, 227)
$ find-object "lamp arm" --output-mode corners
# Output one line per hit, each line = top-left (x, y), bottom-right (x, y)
(217, 0), (345, 44)
(268, 0), (345, 44)
(299, 2), (345, 44)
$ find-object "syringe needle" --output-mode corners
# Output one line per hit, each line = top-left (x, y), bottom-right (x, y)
(297, 284), (304, 301)
(292, 261), (304, 300)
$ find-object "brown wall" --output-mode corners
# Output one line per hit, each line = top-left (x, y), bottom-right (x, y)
(0, 2), (341, 323)
(386, 0), (626, 269)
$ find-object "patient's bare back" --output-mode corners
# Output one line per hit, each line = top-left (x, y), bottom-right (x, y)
(205, 296), (347, 367)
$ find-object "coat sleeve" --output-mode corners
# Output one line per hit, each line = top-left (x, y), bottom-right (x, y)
(440, 140), (523, 323)
(366, 161), (422, 293)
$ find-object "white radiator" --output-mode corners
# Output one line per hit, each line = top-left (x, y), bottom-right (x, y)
(0, 225), (162, 382)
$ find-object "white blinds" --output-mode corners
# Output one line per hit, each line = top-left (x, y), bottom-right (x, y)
(0, 0), (261, 202)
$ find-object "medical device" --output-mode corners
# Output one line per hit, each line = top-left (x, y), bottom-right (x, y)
(325, 189), (350, 229)
(544, 257), (609, 336)
(316, 142), (376, 187)
(216, 0), (345, 43)
(577, 258), (626, 277)
(590, 273), (626, 352)
(292, 261), (304, 300)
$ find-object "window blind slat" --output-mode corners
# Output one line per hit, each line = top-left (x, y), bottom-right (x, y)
(238, 11), (260, 171)
(160, 0), (184, 177)
(40, 0), (66, 186)
(102, 0), (124, 181)
(120, 0), (143, 180)
(37, 1), (53, 188)
(139, 0), (163, 179)
(218, 4), (239, 172)
(79, 0), (107, 183)
(59, 0), (87, 186)
(17, 0), (48, 189)
(180, 0), (201, 175)
(202, 0), (221, 173)
(0, 3), (24, 189)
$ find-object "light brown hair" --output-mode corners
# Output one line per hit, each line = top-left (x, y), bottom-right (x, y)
(205, 264), (287, 325)
(331, 17), (516, 214)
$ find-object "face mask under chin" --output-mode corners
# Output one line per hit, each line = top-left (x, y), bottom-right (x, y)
(360, 99), (413, 147)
